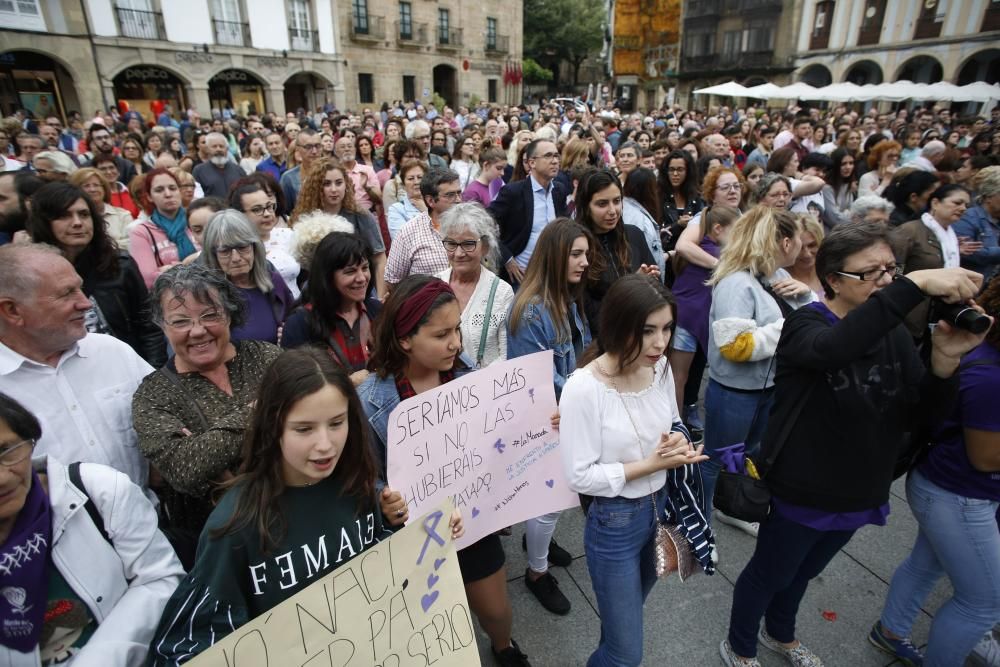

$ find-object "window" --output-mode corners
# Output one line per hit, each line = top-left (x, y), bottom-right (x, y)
(488, 79), (498, 103)
(913, 0), (945, 39)
(399, 1), (412, 39)
(722, 30), (740, 58)
(358, 73), (374, 104)
(742, 20), (774, 51)
(486, 17), (497, 50)
(857, 0), (886, 45)
(684, 31), (715, 57)
(211, 0), (244, 46)
(403, 75), (416, 101)
(810, 0), (834, 50)
(288, 0), (312, 49)
(0, 0), (45, 31)
(116, 0), (159, 40)
(353, 0), (368, 32)
(438, 8), (450, 44)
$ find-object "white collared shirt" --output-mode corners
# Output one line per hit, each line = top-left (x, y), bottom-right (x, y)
(514, 174), (556, 270)
(0, 333), (154, 487)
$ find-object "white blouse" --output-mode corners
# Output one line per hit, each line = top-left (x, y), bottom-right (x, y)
(264, 226), (301, 300)
(437, 267), (514, 367)
(560, 357), (680, 499)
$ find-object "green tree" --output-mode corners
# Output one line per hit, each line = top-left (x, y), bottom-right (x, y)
(522, 58), (554, 84)
(524, 0), (604, 89)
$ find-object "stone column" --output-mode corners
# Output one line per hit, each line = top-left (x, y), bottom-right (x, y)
(265, 87), (286, 115)
(186, 85), (211, 116)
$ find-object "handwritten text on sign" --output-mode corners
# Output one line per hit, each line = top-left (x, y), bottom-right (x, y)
(189, 500), (479, 667)
(387, 351), (578, 548)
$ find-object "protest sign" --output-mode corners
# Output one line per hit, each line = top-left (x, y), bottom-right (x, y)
(387, 351), (579, 549)
(189, 499), (479, 667)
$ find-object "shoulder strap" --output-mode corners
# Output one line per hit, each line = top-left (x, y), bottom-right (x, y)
(759, 381), (815, 479)
(144, 224), (164, 268)
(67, 462), (112, 547)
(477, 277), (501, 367)
(158, 366), (211, 430)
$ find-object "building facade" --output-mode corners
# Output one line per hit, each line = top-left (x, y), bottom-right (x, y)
(676, 0), (802, 107)
(338, 0), (523, 110)
(0, 0), (523, 122)
(793, 0), (998, 91)
(607, 0), (682, 111)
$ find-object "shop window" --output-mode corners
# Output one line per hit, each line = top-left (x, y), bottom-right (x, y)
(0, 0), (46, 31)
(358, 73), (374, 104)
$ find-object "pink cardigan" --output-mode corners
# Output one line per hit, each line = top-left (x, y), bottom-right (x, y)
(128, 220), (201, 288)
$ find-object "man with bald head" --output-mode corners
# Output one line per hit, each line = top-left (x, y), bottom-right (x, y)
(192, 131), (244, 197)
(0, 244), (153, 488)
(702, 132), (733, 166)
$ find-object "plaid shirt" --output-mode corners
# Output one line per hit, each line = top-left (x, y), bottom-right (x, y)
(394, 369), (456, 400)
(325, 302), (371, 372)
(383, 212), (450, 284)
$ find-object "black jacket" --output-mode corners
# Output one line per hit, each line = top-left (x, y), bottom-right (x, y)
(487, 176), (570, 268)
(763, 277), (958, 512)
(584, 225), (656, 334)
(80, 252), (167, 368)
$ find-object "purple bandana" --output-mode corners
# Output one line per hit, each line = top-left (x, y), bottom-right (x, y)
(0, 471), (53, 653)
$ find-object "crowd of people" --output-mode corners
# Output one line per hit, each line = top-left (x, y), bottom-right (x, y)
(0, 95), (998, 667)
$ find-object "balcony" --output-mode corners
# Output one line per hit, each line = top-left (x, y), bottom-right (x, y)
(116, 6), (165, 40)
(437, 27), (463, 50)
(350, 14), (386, 41)
(396, 21), (428, 45)
(685, 0), (721, 18)
(682, 50), (775, 74)
(289, 27), (318, 51)
(485, 34), (509, 54)
(738, 0), (783, 12)
(214, 19), (250, 47)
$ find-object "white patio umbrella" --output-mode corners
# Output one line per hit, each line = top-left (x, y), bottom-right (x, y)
(693, 81), (750, 97)
(958, 81), (1000, 103)
(743, 83), (785, 99)
(775, 82), (821, 100)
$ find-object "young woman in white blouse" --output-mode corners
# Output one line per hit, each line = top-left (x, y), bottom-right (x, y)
(561, 273), (709, 667)
(435, 202), (514, 367)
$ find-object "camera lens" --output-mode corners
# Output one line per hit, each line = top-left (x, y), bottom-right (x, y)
(936, 302), (991, 334)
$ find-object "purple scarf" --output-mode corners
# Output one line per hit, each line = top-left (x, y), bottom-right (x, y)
(0, 471), (52, 653)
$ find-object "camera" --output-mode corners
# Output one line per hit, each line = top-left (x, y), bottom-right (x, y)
(931, 300), (992, 334)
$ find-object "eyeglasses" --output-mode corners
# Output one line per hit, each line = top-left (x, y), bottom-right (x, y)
(442, 238), (480, 253)
(299, 143), (322, 153)
(163, 311), (227, 331)
(716, 183), (742, 192)
(0, 439), (35, 467)
(247, 202), (277, 216)
(215, 244), (253, 258)
(835, 265), (901, 282)
(436, 190), (462, 201)
(532, 152), (560, 161)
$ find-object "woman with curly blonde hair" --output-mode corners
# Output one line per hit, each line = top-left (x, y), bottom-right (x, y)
(290, 157), (388, 298)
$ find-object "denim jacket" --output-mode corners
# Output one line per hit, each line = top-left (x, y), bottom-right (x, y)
(506, 298), (591, 400)
(357, 355), (475, 479)
(952, 204), (1000, 283)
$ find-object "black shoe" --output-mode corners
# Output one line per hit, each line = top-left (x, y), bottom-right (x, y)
(493, 638), (532, 666)
(521, 534), (573, 567)
(524, 568), (571, 615)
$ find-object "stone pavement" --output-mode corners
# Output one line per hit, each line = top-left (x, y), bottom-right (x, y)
(473, 477), (962, 666)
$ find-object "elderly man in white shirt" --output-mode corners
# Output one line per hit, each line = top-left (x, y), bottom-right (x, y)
(0, 244), (153, 488)
(904, 139), (947, 173)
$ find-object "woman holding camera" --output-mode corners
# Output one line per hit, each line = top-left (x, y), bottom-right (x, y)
(721, 224), (990, 667)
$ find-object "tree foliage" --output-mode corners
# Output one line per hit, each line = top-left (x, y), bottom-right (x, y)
(522, 58), (554, 83)
(523, 0), (604, 87)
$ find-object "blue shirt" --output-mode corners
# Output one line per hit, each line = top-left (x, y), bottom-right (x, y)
(952, 204), (1000, 283)
(256, 155), (288, 184)
(514, 174), (556, 270)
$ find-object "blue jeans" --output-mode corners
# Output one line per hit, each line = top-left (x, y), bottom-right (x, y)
(584, 491), (665, 667)
(702, 380), (774, 516)
(728, 509), (855, 658)
(880, 470), (1000, 667)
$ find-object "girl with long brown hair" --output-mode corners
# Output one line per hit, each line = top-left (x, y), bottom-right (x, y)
(149, 348), (464, 662)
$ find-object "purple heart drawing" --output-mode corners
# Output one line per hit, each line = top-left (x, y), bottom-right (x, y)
(421, 590), (439, 612)
(427, 572), (440, 589)
(471, 507), (480, 518)
(434, 558), (446, 571)
(545, 479), (554, 488)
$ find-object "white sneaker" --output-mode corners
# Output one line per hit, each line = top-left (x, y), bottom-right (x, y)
(970, 632), (1000, 667)
(715, 509), (760, 538)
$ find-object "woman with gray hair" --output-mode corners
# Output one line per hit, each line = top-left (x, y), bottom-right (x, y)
(132, 262), (282, 567)
(435, 202), (514, 367)
(200, 209), (293, 344)
(953, 165), (1000, 285)
(850, 195), (895, 225)
(32, 149), (77, 181)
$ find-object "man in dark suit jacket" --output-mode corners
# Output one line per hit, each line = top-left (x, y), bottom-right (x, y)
(488, 138), (568, 283)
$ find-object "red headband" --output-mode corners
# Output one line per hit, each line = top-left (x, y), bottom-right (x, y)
(394, 279), (456, 338)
